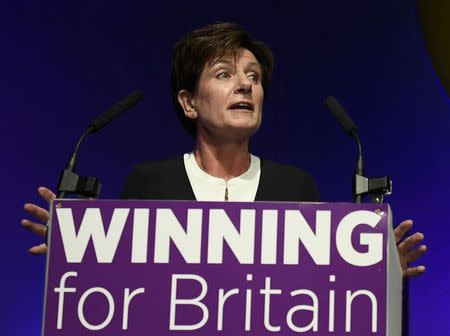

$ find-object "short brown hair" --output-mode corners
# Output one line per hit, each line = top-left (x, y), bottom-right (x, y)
(170, 22), (274, 136)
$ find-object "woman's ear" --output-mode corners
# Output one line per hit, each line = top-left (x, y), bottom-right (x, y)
(178, 90), (197, 119)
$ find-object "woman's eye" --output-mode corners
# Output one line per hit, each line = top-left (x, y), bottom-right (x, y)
(248, 73), (260, 83)
(217, 71), (231, 79)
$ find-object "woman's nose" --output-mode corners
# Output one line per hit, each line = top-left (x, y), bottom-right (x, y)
(234, 73), (253, 94)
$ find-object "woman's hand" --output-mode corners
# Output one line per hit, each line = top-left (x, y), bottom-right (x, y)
(394, 219), (427, 278)
(21, 187), (55, 255)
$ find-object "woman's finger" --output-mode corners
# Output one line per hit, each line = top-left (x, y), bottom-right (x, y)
(23, 203), (50, 223)
(404, 265), (426, 278)
(407, 245), (427, 263)
(393, 219), (413, 244)
(21, 219), (47, 237)
(397, 232), (425, 254)
(38, 187), (56, 204)
(29, 243), (48, 255)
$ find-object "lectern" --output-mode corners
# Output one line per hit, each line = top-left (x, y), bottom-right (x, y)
(42, 200), (402, 335)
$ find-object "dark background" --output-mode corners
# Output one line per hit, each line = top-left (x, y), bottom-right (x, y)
(3, 0), (449, 334)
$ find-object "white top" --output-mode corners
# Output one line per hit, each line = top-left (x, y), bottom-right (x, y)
(183, 152), (261, 201)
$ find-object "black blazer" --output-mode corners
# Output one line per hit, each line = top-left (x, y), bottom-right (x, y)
(121, 156), (319, 202)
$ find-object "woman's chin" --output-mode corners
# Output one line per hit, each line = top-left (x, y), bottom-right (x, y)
(222, 123), (260, 141)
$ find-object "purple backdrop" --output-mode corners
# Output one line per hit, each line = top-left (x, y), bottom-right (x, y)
(3, 0), (449, 335)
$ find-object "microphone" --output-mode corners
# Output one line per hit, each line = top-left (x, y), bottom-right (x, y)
(324, 96), (364, 203)
(57, 91), (144, 198)
(324, 96), (358, 136)
(89, 90), (144, 133)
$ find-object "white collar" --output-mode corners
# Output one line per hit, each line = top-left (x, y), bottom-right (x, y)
(183, 152), (261, 201)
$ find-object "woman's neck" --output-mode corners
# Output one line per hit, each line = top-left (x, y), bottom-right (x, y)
(194, 133), (251, 181)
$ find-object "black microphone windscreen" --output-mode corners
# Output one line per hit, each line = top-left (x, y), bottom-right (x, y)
(324, 96), (357, 136)
(89, 90), (144, 133)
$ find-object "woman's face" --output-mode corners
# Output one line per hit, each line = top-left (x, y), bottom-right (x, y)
(188, 48), (264, 142)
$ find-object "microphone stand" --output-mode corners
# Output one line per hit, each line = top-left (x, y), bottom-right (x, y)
(353, 174), (392, 204)
(324, 96), (392, 204)
(326, 96), (406, 335)
(346, 117), (392, 204)
(56, 90), (143, 199)
(57, 126), (102, 199)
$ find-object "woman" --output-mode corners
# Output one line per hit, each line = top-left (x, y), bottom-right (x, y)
(22, 22), (425, 277)
(121, 22), (318, 203)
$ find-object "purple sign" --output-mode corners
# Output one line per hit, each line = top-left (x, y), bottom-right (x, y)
(43, 200), (394, 335)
